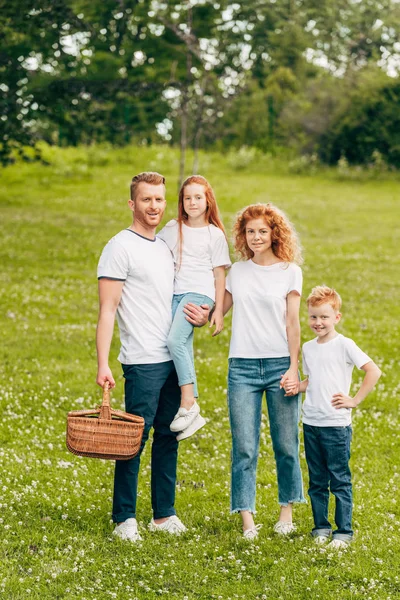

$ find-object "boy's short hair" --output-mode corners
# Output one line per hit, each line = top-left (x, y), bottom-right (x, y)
(130, 172), (166, 201)
(307, 286), (342, 312)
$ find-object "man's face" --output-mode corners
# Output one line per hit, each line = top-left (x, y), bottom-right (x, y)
(129, 182), (166, 229)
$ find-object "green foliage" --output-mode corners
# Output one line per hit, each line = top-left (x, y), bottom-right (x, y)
(0, 145), (399, 598)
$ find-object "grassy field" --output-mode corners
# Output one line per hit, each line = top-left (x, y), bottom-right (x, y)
(0, 144), (399, 600)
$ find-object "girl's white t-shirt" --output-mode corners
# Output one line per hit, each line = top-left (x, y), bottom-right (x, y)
(157, 220), (231, 301)
(226, 260), (302, 359)
(302, 334), (371, 426)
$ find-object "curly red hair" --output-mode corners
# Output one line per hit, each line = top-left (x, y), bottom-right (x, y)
(233, 203), (303, 264)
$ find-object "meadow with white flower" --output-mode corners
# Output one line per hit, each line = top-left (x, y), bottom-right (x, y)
(0, 145), (399, 599)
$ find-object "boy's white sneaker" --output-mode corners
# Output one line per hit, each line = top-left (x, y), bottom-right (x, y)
(327, 538), (349, 550)
(243, 524), (262, 541)
(148, 515), (187, 535)
(314, 535), (330, 545)
(112, 518), (142, 542)
(273, 521), (296, 536)
(170, 402), (200, 432)
(176, 414), (206, 441)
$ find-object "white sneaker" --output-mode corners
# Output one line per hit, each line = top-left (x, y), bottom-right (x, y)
(176, 414), (206, 441)
(170, 402), (200, 432)
(273, 521), (296, 536)
(148, 515), (187, 535)
(112, 518), (142, 542)
(314, 535), (330, 545)
(327, 538), (349, 550)
(243, 524), (262, 540)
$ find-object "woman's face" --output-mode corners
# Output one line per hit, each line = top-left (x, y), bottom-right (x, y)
(245, 218), (273, 256)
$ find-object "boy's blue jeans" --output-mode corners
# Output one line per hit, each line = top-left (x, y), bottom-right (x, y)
(167, 292), (214, 398)
(303, 424), (353, 542)
(228, 357), (305, 513)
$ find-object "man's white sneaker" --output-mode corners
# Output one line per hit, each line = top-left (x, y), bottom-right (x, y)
(176, 414), (206, 441)
(327, 538), (349, 550)
(243, 524), (262, 540)
(170, 402), (200, 432)
(112, 518), (142, 542)
(148, 515), (187, 535)
(314, 534), (330, 545)
(273, 521), (296, 536)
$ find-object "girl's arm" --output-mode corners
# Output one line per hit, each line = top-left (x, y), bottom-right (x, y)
(280, 290), (301, 390)
(210, 266), (226, 336)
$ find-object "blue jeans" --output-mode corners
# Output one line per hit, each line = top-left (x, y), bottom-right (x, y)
(303, 424), (353, 541)
(112, 361), (181, 523)
(228, 357), (305, 513)
(167, 292), (214, 398)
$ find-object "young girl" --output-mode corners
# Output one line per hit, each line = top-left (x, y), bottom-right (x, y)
(157, 175), (231, 440)
(222, 203), (305, 539)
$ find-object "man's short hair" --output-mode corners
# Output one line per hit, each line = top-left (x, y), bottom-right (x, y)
(307, 285), (342, 312)
(130, 172), (166, 201)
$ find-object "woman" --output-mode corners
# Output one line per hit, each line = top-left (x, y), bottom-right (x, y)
(224, 203), (305, 539)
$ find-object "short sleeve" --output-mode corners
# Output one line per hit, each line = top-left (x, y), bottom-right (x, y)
(288, 264), (302, 296)
(157, 220), (178, 251)
(211, 232), (231, 269)
(344, 338), (372, 369)
(97, 239), (129, 281)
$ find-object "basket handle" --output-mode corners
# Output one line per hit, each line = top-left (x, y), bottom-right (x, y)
(99, 381), (112, 421)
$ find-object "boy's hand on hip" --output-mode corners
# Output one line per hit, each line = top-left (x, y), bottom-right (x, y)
(331, 392), (356, 409)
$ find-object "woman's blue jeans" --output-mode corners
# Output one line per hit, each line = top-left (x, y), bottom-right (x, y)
(303, 424), (353, 541)
(228, 357), (305, 513)
(167, 292), (214, 398)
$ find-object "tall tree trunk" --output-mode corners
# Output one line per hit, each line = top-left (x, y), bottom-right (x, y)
(178, 3), (193, 190)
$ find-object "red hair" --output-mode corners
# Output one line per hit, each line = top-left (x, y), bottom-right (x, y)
(307, 286), (342, 312)
(176, 175), (226, 268)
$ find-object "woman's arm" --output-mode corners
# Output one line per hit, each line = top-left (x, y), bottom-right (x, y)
(280, 290), (301, 390)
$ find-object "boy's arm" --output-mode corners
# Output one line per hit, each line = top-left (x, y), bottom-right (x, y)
(210, 266), (226, 337)
(96, 278), (124, 388)
(283, 377), (308, 396)
(331, 360), (382, 409)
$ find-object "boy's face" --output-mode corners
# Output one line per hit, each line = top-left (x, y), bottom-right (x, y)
(308, 302), (341, 340)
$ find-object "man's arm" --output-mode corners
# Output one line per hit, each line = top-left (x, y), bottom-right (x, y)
(96, 278), (124, 388)
(184, 290), (233, 327)
(331, 361), (382, 409)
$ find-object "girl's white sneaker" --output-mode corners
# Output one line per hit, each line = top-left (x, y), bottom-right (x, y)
(170, 402), (200, 432)
(176, 414), (206, 441)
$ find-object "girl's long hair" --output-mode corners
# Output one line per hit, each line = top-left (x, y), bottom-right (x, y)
(233, 203), (303, 264)
(176, 175), (226, 268)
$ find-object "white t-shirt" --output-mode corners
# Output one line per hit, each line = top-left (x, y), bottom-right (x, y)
(157, 220), (231, 301)
(226, 260), (302, 359)
(302, 334), (371, 427)
(97, 229), (174, 365)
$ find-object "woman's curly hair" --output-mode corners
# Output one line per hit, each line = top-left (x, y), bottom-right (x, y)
(233, 203), (303, 264)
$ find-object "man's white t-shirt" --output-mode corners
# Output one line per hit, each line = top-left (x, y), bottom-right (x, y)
(226, 260), (302, 359)
(302, 334), (371, 427)
(157, 220), (231, 302)
(97, 229), (174, 365)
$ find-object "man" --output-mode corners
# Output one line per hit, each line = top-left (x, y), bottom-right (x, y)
(96, 171), (209, 542)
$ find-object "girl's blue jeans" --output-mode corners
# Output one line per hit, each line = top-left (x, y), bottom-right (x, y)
(167, 292), (214, 397)
(228, 357), (306, 513)
(303, 424), (353, 541)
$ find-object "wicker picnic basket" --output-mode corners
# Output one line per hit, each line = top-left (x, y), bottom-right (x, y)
(66, 382), (145, 460)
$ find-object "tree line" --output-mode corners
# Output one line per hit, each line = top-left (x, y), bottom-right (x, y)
(1, 0), (400, 172)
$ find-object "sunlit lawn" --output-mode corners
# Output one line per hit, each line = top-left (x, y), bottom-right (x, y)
(0, 145), (399, 599)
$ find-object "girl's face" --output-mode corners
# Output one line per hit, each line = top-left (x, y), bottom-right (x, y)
(245, 218), (273, 256)
(183, 183), (208, 220)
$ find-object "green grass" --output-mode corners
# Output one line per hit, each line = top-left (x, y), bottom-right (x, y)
(0, 144), (399, 599)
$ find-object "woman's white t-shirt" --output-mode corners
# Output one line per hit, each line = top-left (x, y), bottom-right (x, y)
(226, 260), (302, 359)
(157, 220), (231, 301)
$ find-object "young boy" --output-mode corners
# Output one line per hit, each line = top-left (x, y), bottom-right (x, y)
(286, 286), (381, 549)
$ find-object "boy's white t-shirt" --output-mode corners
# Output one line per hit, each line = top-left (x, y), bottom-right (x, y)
(97, 229), (174, 365)
(157, 220), (231, 302)
(302, 334), (371, 427)
(226, 260), (302, 359)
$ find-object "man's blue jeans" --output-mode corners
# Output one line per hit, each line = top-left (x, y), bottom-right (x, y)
(303, 424), (353, 542)
(112, 361), (181, 523)
(228, 357), (305, 513)
(167, 292), (214, 398)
